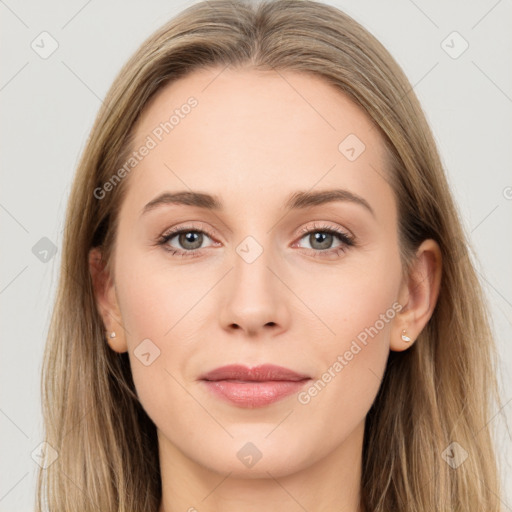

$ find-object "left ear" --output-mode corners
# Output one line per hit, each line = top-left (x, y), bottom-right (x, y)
(391, 239), (442, 351)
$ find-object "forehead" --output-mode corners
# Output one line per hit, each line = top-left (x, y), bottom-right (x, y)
(123, 67), (392, 219)
(132, 66), (384, 155)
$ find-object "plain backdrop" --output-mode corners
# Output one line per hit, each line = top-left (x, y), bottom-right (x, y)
(1, 0), (511, 510)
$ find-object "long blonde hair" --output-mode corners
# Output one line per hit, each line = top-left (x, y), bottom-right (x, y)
(36, 0), (503, 510)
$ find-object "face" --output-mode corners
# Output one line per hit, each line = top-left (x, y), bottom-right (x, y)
(100, 67), (406, 477)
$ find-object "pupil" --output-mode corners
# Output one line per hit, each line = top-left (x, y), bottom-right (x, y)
(312, 232), (332, 250)
(180, 231), (202, 249)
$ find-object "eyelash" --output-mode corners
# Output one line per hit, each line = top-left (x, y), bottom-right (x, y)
(156, 221), (355, 259)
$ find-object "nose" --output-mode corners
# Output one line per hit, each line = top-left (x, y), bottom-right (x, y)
(218, 245), (291, 338)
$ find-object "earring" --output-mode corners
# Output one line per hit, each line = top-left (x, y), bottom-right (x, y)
(401, 329), (411, 343)
(108, 331), (116, 339)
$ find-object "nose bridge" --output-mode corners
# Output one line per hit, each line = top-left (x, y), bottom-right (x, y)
(231, 233), (277, 302)
(218, 231), (289, 334)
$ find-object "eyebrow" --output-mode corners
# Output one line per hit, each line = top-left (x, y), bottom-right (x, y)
(140, 188), (375, 217)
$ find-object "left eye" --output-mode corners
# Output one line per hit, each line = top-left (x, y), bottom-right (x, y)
(297, 229), (348, 251)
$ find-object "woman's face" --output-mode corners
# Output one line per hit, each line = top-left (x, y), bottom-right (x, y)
(100, 68), (407, 477)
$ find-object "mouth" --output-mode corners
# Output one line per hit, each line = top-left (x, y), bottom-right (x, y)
(199, 364), (312, 408)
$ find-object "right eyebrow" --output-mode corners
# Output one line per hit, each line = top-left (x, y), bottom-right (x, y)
(140, 191), (222, 217)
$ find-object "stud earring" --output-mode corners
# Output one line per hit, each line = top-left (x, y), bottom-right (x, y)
(108, 331), (116, 339)
(401, 329), (411, 343)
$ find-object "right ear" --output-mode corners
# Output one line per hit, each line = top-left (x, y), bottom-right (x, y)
(88, 247), (128, 353)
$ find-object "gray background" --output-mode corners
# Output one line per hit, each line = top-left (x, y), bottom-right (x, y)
(1, 0), (511, 510)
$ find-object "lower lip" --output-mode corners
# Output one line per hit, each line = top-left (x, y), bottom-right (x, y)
(202, 379), (310, 408)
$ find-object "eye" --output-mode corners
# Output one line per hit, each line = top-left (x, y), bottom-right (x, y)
(157, 224), (218, 257)
(294, 222), (355, 258)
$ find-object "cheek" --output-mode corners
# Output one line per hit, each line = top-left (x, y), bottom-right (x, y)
(114, 265), (199, 440)
(293, 250), (401, 351)
(293, 254), (401, 423)
(113, 251), (211, 415)
(114, 248), (209, 339)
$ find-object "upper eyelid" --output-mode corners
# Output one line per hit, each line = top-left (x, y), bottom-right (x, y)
(161, 221), (215, 238)
(297, 221), (353, 238)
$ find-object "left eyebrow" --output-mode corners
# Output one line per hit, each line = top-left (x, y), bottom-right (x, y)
(140, 188), (375, 218)
(284, 189), (375, 218)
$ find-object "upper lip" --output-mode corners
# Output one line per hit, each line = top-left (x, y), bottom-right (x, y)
(200, 364), (310, 382)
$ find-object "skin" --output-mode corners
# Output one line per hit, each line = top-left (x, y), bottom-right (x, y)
(89, 67), (442, 512)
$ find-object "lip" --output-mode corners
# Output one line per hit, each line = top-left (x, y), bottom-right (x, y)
(200, 364), (311, 408)
(200, 364), (310, 382)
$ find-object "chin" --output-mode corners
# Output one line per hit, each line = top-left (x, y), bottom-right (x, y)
(192, 434), (316, 478)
